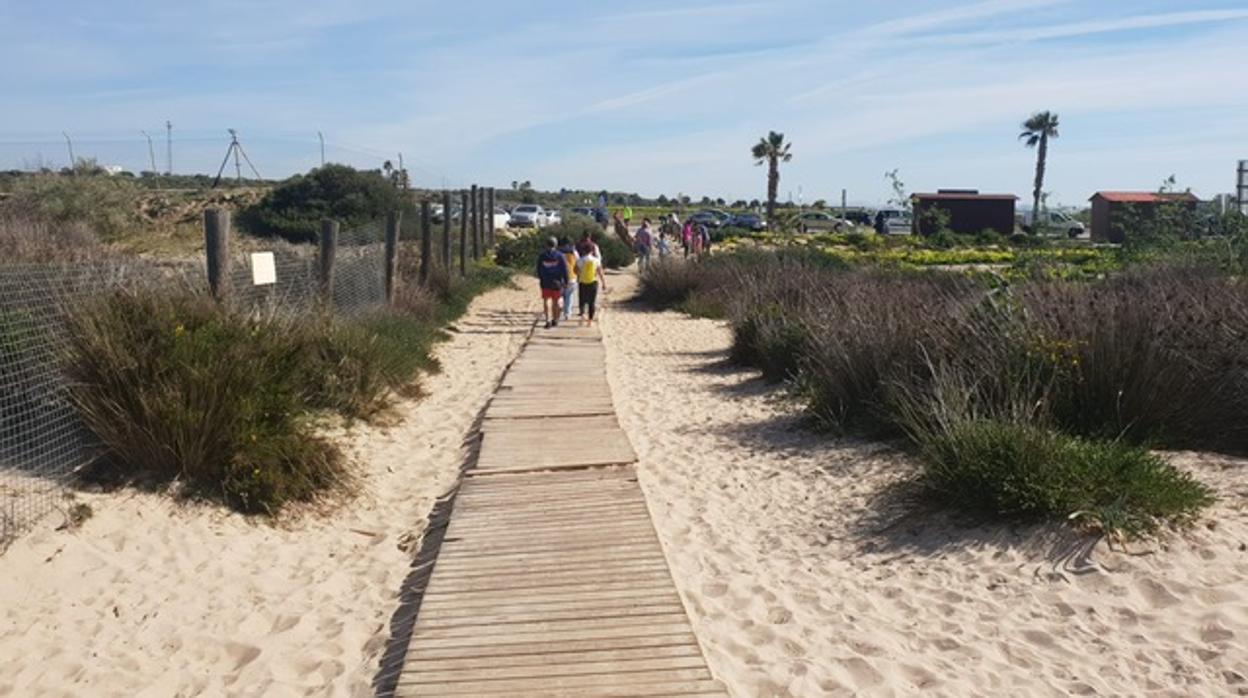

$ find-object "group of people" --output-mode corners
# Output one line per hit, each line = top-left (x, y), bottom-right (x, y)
(536, 231), (607, 329)
(626, 214), (716, 272)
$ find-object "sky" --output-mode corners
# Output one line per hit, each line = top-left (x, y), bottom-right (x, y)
(1, 0), (1246, 207)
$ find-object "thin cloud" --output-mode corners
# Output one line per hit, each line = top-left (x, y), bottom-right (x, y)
(926, 8), (1248, 44)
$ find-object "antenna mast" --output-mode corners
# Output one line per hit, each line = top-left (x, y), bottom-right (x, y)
(212, 129), (262, 188)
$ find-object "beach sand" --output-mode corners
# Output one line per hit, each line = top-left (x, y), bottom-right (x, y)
(602, 271), (1248, 697)
(0, 280), (535, 697)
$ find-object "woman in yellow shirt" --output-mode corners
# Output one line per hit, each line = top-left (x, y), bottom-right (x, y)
(574, 252), (607, 326)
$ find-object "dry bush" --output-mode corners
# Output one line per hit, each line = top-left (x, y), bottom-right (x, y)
(0, 214), (108, 263)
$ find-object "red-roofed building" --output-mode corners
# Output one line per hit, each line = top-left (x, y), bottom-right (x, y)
(911, 189), (1018, 236)
(1089, 191), (1199, 243)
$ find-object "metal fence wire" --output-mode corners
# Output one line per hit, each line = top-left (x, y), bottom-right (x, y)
(0, 216), (391, 548)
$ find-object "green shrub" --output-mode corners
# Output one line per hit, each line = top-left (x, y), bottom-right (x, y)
(730, 304), (809, 381)
(240, 164), (403, 243)
(3, 174), (140, 241)
(64, 291), (348, 514)
(496, 227), (634, 271)
(913, 419), (1212, 538)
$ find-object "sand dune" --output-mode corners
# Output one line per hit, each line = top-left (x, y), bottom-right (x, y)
(0, 282), (535, 697)
(602, 272), (1248, 697)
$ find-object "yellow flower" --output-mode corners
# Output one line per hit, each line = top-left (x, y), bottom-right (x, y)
(173, 324), (185, 337)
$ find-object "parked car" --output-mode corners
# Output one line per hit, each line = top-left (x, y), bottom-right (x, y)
(545, 209), (562, 225)
(796, 211), (851, 232)
(687, 211), (724, 228)
(570, 207), (596, 219)
(508, 204), (546, 228)
(727, 213), (766, 231)
(874, 209), (913, 234)
(1020, 210), (1086, 238)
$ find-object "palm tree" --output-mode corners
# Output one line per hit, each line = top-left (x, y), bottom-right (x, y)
(1019, 111), (1060, 232)
(751, 131), (792, 228)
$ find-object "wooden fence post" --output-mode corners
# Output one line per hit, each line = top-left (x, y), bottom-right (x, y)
(477, 186), (486, 252)
(319, 219), (339, 305)
(459, 190), (469, 276)
(384, 211), (401, 305)
(419, 200), (432, 284)
(470, 184), (480, 260)
(441, 190), (452, 270)
(487, 187), (496, 247)
(204, 208), (230, 301)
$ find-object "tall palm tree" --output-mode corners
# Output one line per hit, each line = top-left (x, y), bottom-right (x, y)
(751, 131), (792, 228)
(1019, 111), (1060, 231)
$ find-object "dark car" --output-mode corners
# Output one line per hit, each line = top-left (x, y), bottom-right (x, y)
(727, 213), (766, 231)
(570, 207), (596, 218)
(687, 211), (723, 228)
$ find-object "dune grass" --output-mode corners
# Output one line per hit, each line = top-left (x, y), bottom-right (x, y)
(63, 262), (512, 514)
(639, 253), (1223, 538)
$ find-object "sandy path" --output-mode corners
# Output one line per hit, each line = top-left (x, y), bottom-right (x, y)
(602, 270), (1248, 697)
(0, 280), (536, 698)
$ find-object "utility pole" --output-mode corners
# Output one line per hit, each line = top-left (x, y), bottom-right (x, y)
(397, 152), (406, 190)
(141, 131), (157, 174)
(841, 188), (847, 221)
(317, 131), (325, 167)
(62, 131), (75, 171)
(165, 120), (173, 175)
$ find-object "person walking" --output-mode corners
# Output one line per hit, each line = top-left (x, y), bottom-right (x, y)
(576, 230), (599, 258)
(558, 236), (578, 321)
(575, 249), (607, 327)
(634, 219), (654, 272)
(536, 236), (567, 329)
(682, 220), (694, 258)
(623, 205), (633, 226)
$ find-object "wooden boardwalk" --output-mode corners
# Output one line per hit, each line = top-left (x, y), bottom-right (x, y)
(393, 322), (726, 697)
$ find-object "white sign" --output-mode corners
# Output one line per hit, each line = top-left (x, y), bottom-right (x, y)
(251, 252), (276, 286)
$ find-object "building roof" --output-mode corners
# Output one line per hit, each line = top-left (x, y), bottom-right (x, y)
(913, 191), (1017, 201)
(1090, 191), (1199, 203)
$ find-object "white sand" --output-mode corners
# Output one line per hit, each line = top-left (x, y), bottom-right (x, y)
(0, 281), (535, 697)
(602, 271), (1248, 697)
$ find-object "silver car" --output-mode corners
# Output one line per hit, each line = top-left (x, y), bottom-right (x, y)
(509, 204), (546, 228)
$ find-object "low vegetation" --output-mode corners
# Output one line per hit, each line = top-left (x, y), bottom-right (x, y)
(495, 214), (634, 271)
(640, 250), (1225, 538)
(240, 164), (404, 243)
(63, 262), (511, 515)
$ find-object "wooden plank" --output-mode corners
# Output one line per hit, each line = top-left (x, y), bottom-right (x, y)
(416, 603), (685, 628)
(406, 623), (697, 652)
(422, 568), (673, 596)
(418, 581), (678, 608)
(404, 645), (701, 672)
(396, 674), (719, 697)
(400, 632), (699, 661)
(411, 613), (693, 641)
(480, 415), (621, 433)
(404, 657), (711, 687)
(399, 667), (713, 690)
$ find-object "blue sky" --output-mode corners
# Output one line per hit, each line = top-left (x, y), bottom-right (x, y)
(1, 0), (1246, 207)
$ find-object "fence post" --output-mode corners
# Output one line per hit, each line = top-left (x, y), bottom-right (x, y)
(319, 219), (338, 305)
(420, 199), (432, 285)
(385, 211), (401, 305)
(441, 190), (452, 270)
(487, 187), (496, 248)
(204, 208), (231, 301)
(459, 190), (469, 276)
(470, 184), (480, 260)
(477, 186), (486, 252)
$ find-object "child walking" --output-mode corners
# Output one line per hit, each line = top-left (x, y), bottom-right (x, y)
(558, 237), (578, 321)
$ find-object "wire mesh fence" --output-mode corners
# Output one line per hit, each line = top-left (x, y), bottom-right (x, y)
(0, 215), (400, 548)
